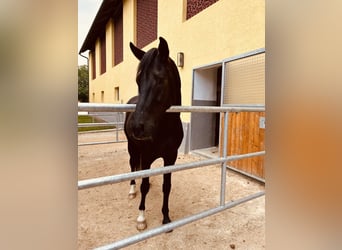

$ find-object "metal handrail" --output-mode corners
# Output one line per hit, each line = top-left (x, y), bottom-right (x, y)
(78, 103), (265, 113)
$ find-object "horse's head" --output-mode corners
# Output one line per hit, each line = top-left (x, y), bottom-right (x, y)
(129, 37), (181, 141)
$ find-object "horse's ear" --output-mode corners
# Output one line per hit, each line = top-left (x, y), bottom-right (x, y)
(158, 37), (169, 61)
(130, 42), (145, 60)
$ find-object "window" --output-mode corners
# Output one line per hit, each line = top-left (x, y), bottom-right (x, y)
(91, 50), (96, 80)
(113, 5), (123, 66)
(92, 92), (95, 102)
(100, 33), (106, 74)
(114, 87), (120, 101)
(136, 0), (158, 48)
(186, 0), (219, 20)
(101, 91), (104, 102)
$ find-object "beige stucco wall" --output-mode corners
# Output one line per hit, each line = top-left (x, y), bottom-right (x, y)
(88, 0), (265, 122)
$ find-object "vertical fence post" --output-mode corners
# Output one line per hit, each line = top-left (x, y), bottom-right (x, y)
(220, 111), (229, 206)
(115, 114), (119, 142)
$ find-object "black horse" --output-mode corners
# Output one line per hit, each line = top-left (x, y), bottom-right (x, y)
(124, 37), (183, 230)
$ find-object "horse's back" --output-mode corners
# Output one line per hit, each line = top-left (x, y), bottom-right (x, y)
(127, 96), (139, 104)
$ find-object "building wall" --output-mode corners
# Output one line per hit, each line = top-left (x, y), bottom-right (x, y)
(88, 0), (265, 123)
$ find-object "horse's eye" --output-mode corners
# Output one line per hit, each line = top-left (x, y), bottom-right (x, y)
(156, 78), (165, 87)
(136, 70), (142, 82)
(154, 72), (164, 84)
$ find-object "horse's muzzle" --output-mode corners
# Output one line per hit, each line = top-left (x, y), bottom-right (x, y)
(131, 121), (154, 141)
(131, 133), (153, 141)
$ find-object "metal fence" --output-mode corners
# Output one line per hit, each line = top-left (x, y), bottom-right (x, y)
(78, 103), (265, 250)
(78, 111), (126, 146)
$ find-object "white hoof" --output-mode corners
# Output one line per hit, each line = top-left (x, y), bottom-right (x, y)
(128, 185), (136, 199)
(136, 220), (147, 231)
(136, 210), (147, 231)
(128, 193), (136, 199)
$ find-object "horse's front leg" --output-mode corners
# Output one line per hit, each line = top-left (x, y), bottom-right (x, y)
(162, 172), (172, 225)
(137, 176), (150, 230)
(162, 153), (177, 228)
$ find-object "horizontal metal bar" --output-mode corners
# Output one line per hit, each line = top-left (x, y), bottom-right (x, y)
(78, 103), (265, 113)
(223, 104), (265, 107)
(78, 128), (120, 134)
(79, 103), (136, 112)
(227, 165), (265, 183)
(94, 191), (265, 250)
(78, 151), (265, 190)
(222, 48), (265, 64)
(78, 123), (123, 127)
(82, 113), (125, 117)
(191, 150), (265, 183)
(78, 140), (127, 146)
(192, 48), (265, 71)
(170, 105), (265, 113)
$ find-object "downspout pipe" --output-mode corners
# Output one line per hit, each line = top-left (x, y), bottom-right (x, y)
(79, 52), (89, 66)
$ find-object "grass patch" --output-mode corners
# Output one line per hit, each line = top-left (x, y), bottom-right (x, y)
(78, 115), (116, 132)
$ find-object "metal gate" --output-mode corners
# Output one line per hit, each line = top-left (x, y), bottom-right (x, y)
(78, 103), (265, 250)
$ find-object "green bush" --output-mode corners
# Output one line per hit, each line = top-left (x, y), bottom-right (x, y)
(78, 115), (116, 132)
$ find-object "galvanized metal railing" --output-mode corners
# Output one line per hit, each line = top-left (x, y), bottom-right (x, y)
(78, 103), (264, 113)
(78, 103), (265, 250)
(78, 111), (126, 146)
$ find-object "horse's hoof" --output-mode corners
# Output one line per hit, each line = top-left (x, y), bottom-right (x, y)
(162, 217), (171, 224)
(128, 185), (136, 199)
(162, 219), (173, 233)
(128, 192), (136, 199)
(136, 220), (147, 231)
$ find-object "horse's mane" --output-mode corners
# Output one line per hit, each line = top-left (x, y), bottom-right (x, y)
(136, 48), (158, 82)
(168, 59), (182, 105)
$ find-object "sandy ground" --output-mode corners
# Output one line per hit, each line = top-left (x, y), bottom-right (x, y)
(78, 130), (265, 249)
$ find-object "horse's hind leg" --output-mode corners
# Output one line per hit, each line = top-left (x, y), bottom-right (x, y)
(129, 180), (136, 199)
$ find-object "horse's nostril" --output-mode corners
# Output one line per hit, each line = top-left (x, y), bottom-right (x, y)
(136, 123), (144, 134)
(133, 122), (145, 138)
